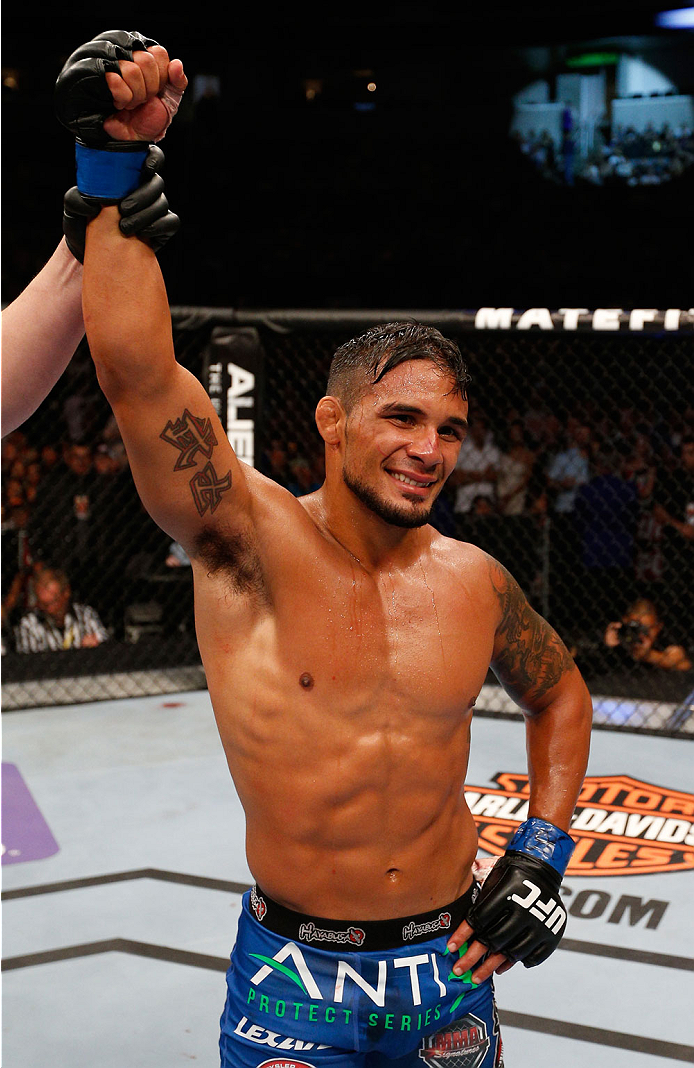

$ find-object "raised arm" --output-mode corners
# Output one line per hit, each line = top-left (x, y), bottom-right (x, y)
(82, 207), (249, 553)
(58, 31), (251, 554)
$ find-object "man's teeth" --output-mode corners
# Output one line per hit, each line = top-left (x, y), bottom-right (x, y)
(392, 472), (432, 487)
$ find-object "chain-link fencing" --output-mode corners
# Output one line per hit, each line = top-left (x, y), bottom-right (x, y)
(2, 309), (693, 734)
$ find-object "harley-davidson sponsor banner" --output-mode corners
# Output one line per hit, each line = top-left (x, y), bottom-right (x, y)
(466, 773), (694, 876)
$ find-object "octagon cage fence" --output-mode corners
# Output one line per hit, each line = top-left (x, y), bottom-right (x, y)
(2, 307), (693, 737)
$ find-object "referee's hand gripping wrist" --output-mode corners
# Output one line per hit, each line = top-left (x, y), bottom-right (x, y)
(63, 145), (179, 262)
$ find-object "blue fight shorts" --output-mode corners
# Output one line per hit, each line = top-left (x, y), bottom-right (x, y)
(220, 885), (504, 1067)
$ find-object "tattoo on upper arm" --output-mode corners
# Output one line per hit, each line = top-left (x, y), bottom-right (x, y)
(190, 462), (232, 516)
(160, 409), (217, 469)
(160, 408), (232, 516)
(489, 557), (575, 704)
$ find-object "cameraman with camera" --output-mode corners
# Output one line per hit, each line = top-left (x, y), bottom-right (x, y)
(604, 597), (691, 671)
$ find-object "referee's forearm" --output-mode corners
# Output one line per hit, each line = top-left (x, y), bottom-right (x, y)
(1, 240), (84, 435)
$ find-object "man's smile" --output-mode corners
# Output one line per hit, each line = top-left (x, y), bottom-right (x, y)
(386, 468), (438, 493)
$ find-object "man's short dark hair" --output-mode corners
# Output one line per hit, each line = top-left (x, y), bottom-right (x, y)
(326, 321), (472, 412)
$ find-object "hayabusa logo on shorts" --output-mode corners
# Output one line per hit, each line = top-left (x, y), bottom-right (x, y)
(419, 1014), (490, 1068)
(251, 886), (267, 922)
(298, 922), (366, 946)
(403, 911), (452, 941)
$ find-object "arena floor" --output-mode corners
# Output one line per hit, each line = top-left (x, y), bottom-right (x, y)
(2, 690), (693, 1067)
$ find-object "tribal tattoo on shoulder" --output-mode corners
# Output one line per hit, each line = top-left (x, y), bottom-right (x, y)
(488, 557), (575, 705)
(160, 408), (232, 516)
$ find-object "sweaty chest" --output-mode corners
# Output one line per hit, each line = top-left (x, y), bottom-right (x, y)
(274, 562), (493, 714)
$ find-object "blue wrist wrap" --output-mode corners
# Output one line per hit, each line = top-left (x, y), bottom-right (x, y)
(75, 141), (149, 200)
(506, 817), (575, 877)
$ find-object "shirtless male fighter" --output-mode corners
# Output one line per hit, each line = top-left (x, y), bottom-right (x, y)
(58, 30), (592, 1067)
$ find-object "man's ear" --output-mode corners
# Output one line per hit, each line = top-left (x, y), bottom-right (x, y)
(315, 396), (345, 446)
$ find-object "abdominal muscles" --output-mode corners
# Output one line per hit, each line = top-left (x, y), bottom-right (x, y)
(216, 677), (478, 919)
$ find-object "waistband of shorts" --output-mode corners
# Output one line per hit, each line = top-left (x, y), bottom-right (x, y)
(248, 882), (475, 952)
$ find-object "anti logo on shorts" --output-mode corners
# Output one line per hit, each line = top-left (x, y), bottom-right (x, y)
(419, 1014), (490, 1068)
(403, 911), (452, 941)
(298, 922), (366, 946)
(465, 772), (694, 876)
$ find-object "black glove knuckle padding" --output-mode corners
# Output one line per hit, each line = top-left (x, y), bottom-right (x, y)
(55, 30), (160, 144)
(466, 853), (567, 968)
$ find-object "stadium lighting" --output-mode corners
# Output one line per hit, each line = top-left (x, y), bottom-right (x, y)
(655, 7), (694, 27)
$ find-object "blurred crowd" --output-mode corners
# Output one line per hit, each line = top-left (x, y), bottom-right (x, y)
(3, 389), (693, 671)
(1, 417), (190, 654)
(514, 122), (694, 188)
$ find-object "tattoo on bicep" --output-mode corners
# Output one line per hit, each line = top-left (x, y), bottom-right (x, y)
(489, 558), (575, 702)
(159, 409), (232, 515)
(190, 462), (232, 516)
(160, 409), (218, 469)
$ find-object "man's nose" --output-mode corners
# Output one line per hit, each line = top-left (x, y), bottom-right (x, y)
(406, 429), (443, 466)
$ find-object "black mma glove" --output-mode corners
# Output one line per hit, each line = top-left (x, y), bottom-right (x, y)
(55, 30), (162, 203)
(466, 817), (574, 968)
(63, 145), (180, 262)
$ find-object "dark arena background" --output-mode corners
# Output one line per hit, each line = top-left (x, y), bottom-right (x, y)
(3, 9), (694, 1068)
(3, 6), (693, 729)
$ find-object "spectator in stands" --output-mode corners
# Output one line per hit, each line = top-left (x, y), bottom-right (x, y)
(603, 597), (691, 672)
(166, 541), (191, 568)
(653, 435), (694, 644)
(41, 444), (60, 472)
(450, 413), (501, 515)
(14, 567), (109, 653)
(28, 441), (98, 579)
(546, 422), (592, 514)
(92, 442), (117, 476)
(573, 448), (639, 617)
(2, 434), (25, 475)
(4, 477), (25, 511)
(23, 459), (44, 506)
(623, 427), (663, 590)
(1, 503), (34, 640)
(497, 419), (536, 515)
(656, 436), (694, 532)
(2, 559), (49, 651)
(261, 438), (289, 487)
(543, 422), (593, 634)
(286, 460), (321, 498)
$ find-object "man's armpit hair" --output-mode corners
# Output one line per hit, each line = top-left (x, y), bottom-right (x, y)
(194, 525), (268, 600)
(488, 556), (575, 704)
